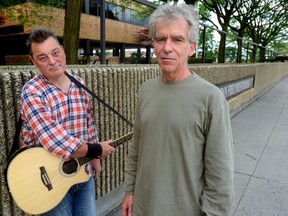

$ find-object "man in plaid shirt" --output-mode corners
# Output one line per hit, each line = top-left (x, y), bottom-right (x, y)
(20, 28), (115, 216)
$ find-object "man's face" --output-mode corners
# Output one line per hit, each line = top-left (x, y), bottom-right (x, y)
(30, 36), (67, 82)
(153, 20), (195, 80)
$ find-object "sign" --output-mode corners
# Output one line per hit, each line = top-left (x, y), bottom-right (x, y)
(217, 76), (254, 99)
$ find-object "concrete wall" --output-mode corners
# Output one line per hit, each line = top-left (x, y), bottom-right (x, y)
(189, 63), (288, 116)
(0, 63), (287, 216)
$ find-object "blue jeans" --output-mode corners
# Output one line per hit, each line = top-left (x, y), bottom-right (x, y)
(42, 177), (97, 216)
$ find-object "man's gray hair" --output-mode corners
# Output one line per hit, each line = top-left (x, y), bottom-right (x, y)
(148, 3), (199, 44)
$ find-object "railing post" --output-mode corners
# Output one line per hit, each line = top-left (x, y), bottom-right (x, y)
(237, 38), (241, 63)
(201, 26), (206, 63)
(100, 0), (106, 65)
(246, 42), (249, 63)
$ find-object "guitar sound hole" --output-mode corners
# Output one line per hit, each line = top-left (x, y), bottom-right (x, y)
(62, 159), (78, 175)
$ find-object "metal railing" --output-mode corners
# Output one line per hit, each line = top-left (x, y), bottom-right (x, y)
(134, 0), (278, 64)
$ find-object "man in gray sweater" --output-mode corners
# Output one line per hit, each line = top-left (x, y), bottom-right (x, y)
(122, 3), (234, 216)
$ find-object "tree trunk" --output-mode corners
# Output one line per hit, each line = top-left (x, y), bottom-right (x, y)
(251, 44), (257, 63)
(145, 45), (151, 64)
(259, 47), (266, 62)
(236, 37), (243, 63)
(63, 0), (83, 64)
(218, 32), (226, 63)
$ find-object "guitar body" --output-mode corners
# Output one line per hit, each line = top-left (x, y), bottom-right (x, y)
(7, 147), (89, 215)
(6, 132), (133, 214)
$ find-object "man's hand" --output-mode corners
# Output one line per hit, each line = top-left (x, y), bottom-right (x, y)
(91, 159), (101, 178)
(98, 140), (115, 159)
(122, 194), (133, 216)
(72, 140), (115, 159)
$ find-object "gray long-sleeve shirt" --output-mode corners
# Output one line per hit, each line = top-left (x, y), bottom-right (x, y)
(124, 73), (234, 216)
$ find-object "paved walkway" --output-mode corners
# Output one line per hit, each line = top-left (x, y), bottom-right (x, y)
(232, 75), (288, 215)
(102, 75), (288, 216)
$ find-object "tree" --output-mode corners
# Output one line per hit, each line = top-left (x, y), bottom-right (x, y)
(197, 2), (218, 62)
(194, 0), (288, 63)
(0, 0), (82, 63)
(270, 32), (288, 56)
(229, 0), (260, 63)
(246, 0), (288, 62)
(198, 0), (239, 63)
(63, 0), (82, 64)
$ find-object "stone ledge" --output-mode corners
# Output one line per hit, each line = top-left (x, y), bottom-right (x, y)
(97, 184), (125, 216)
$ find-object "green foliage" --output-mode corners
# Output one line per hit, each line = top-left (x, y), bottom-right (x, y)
(126, 52), (147, 64)
(0, 0), (64, 27)
(188, 57), (214, 63)
(225, 46), (237, 62)
(0, 0), (23, 8)
(198, 26), (218, 61)
(197, 0), (288, 61)
(197, 2), (219, 62)
(270, 40), (288, 56)
(34, 0), (64, 8)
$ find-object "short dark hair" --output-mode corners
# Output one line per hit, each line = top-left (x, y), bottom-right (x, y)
(26, 28), (60, 56)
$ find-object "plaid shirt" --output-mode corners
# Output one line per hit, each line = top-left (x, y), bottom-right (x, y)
(20, 71), (98, 176)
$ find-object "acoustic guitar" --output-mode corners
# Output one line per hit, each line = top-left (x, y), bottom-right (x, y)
(6, 132), (132, 215)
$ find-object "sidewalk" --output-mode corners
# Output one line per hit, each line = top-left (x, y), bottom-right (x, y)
(103, 75), (288, 216)
(232, 75), (288, 216)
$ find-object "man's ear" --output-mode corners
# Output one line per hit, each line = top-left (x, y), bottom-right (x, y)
(188, 42), (196, 57)
(29, 56), (37, 68)
(60, 45), (67, 56)
(60, 45), (65, 52)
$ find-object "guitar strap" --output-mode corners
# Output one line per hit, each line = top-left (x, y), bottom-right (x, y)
(4, 116), (22, 188)
(7, 117), (23, 160)
(6, 72), (133, 173)
(65, 71), (133, 127)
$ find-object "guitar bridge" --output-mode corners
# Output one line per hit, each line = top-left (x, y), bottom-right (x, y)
(40, 166), (53, 191)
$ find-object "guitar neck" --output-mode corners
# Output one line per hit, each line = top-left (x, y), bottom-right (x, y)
(78, 132), (133, 165)
(110, 131), (133, 148)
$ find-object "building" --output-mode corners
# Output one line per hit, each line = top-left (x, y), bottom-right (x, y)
(0, 0), (155, 65)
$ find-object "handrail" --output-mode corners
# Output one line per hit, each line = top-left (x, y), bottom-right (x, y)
(132, 0), (277, 63)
